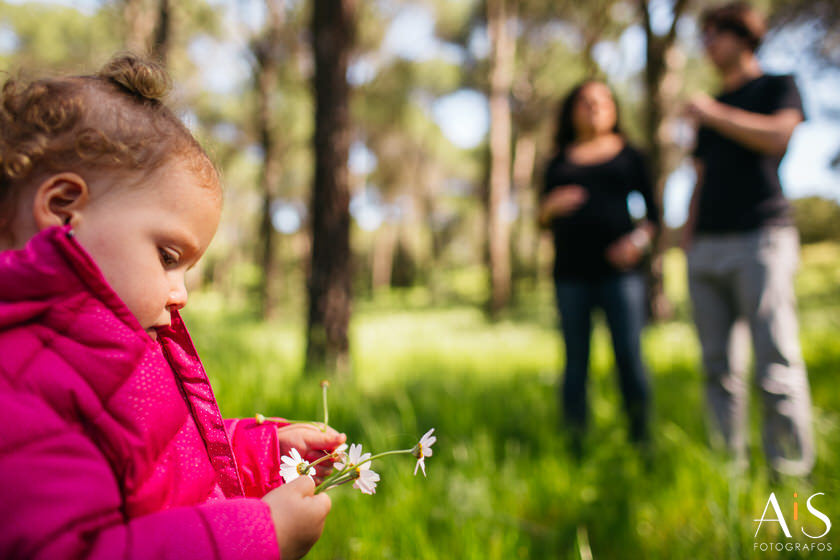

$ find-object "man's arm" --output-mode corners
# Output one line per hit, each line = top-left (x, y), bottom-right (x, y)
(686, 93), (802, 157)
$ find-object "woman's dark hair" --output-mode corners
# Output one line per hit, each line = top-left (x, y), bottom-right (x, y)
(553, 80), (622, 157)
(701, 2), (766, 52)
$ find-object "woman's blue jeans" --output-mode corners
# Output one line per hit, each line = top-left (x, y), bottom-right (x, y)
(555, 272), (651, 441)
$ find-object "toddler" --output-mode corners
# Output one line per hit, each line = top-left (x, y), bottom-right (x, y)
(0, 54), (344, 559)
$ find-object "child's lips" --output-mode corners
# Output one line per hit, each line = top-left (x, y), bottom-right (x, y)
(147, 322), (171, 340)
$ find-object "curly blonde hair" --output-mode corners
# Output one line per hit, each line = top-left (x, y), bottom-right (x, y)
(0, 53), (218, 237)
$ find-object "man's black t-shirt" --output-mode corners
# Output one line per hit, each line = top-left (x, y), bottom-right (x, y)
(693, 74), (804, 233)
(542, 144), (660, 281)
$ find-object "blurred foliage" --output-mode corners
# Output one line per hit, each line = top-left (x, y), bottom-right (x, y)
(769, 0), (840, 67)
(793, 196), (840, 244)
(0, 0), (837, 312)
(0, 1), (119, 71)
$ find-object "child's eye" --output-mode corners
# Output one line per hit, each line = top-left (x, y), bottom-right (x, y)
(159, 248), (179, 267)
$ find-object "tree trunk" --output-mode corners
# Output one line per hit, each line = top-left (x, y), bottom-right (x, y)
(151, 0), (171, 65)
(123, 0), (156, 55)
(371, 222), (397, 291)
(640, 0), (690, 321)
(486, 0), (515, 316)
(418, 158), (445, 302)
(254, 0), (285, 320)
(306, 0), (356, 374)
(511, 131), (536, 283)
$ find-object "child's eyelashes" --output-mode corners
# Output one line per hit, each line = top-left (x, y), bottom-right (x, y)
(158, 248), (180, 268)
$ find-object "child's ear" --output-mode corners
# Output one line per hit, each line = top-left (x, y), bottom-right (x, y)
(32, 173), (89, 230)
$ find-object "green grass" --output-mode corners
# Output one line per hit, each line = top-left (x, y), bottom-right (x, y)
(183, 246), (840, 559)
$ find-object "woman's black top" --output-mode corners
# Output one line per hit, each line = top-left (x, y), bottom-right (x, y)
(542, 144), (660, 281)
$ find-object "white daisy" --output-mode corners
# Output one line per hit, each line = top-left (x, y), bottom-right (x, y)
(333, 443), (349, 464)
(353, 465), (380, 495)
(279, 448), (313, 483)
(333, 443), (366, 472)
(334, 443), (380, 495)
(412, 428), (436, 477)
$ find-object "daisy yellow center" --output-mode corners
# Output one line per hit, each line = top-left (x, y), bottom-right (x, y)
(351, 467), (361, 479)
(297, 462), (310, 475)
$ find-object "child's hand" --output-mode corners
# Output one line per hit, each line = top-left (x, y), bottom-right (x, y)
(277, 424), (346, 484)
(262, 476), (331, 560)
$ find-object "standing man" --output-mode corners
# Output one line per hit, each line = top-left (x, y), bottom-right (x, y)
(683, 2), (814, 477)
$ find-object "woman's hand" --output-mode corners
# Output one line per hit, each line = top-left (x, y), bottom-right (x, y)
(605, 228), (649, 270)
(539, 184), (588, 225)
(680, 226), (693, 252)
(277, 424), (346, 485)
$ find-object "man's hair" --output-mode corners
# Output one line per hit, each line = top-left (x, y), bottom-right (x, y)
(701, 2), (767, 52)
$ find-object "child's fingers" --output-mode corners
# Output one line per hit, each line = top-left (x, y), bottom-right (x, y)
(287, 474), (330, 515)
(310, 492), (331, 515)
(280, 423), (346, 444)
(314, 424), (345, 441)
(302, 429), (346, 451)
(285, 474), (316, 496)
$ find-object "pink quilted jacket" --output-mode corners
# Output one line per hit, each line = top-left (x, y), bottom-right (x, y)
(0, 226), (286, 559)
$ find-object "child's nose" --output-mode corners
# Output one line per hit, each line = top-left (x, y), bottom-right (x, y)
(167, 279), (188, 311)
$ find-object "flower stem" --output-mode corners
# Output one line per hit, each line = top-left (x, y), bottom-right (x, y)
(315, 469), (352, 494)
(308, 451), (337, 470)
(320, 381), (330, 432)
(316, 474), (357, 493)
(285, 419), (324, 427)
(314, 449), (414, 494)
(360, 448), (414, 465)
(256, 414), (322, 427)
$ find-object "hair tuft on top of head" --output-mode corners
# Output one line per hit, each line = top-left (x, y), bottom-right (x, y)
(97, 53), (171, 102)
(0, 52), (218, 242)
